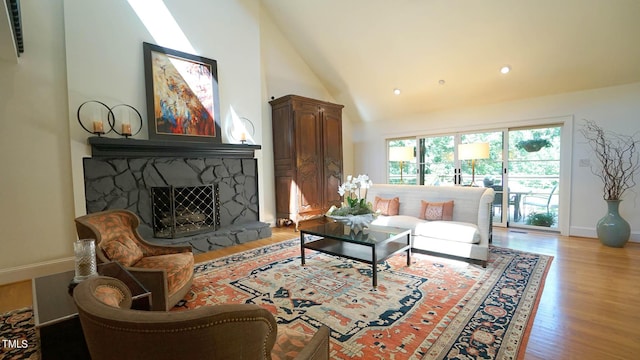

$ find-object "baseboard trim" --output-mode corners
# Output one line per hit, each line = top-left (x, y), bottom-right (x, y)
(570, 226), (639, 243)
(0, 257), (74, 286)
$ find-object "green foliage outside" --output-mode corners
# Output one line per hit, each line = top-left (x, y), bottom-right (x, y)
(525, 212), (555, 227)
(388, 127), (561, 190)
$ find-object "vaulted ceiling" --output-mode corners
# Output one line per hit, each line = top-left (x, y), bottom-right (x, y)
(262, 0), (640, 123)
(3, 1), (639, 124)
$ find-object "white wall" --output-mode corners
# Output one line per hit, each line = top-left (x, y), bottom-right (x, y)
(64, 0), (349, 230)
(354, 82), (640, 241)
(259, 2), (355, 184)
(64, 0), (264, 218)
(0, 0), (77, 283)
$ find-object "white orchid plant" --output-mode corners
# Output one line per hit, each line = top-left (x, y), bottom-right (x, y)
(327, 174), (375, 216)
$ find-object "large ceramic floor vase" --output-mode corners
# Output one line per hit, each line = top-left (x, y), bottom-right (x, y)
(596, 199), (630, 247)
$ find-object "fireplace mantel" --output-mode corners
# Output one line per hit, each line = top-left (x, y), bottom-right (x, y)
(88, 136), (261, 158)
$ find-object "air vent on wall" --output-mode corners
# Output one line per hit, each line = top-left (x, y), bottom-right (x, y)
(8, 0), (23, 55)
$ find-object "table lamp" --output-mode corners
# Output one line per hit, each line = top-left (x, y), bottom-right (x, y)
(458, 142), (490, 186)
(389, 146), (415, 183)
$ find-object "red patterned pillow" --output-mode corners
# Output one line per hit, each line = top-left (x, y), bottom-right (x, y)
(419, 200), (454, 221)
(100, 236), (143, 266)
(373, 196), (400, 216)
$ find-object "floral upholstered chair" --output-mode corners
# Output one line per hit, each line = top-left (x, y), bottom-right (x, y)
(75, 209), (194, 311)
(74, 276), (331, 360)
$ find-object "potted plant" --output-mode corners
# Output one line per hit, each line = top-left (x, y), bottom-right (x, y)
(515, 138), (552, 152)
(326, 174), (378, 231)
(525, 212), (555, 227)
(580, 120), (640, 247)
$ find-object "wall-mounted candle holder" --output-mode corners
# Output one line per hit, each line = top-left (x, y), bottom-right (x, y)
(110, 104), (143, 138)
(77, 100), (114, 136)
(231, 117), (255, 144)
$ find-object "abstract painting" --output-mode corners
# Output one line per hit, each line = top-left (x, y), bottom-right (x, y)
(143, 42), (221, 143)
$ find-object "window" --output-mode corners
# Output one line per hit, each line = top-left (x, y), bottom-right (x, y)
(387, 139), (416, 184)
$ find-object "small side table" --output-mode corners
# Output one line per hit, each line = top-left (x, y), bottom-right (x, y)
(33, 262), (151, 359)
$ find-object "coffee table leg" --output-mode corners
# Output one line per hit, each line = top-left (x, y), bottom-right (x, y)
(372, 248), (377, 289)
(372, 262), (377, 289)
(300, 232), (306, 266)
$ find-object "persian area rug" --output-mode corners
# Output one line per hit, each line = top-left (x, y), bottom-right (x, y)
(0, 307), (38, 359)
(0, 239), (551, 360)
(174, 239), (552, 360)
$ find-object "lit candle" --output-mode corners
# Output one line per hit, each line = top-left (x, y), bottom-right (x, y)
(92, 120), (104, 133)
(240, 131), (247, 142)
(122, 122), (131, 136)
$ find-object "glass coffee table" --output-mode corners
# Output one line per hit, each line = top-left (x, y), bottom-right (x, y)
(300, 222), (412, 288)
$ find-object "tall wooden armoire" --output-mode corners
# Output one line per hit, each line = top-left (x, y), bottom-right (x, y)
(269, 95), (344, 229)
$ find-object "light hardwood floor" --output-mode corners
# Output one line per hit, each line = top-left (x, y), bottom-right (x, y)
(2, 226), (639, 359)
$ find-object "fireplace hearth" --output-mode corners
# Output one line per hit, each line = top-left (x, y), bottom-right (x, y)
(82, 137), (271, 253)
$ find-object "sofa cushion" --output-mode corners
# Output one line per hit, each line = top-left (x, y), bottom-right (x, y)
(414, 221), (480, 244)
(371, 215), (426, 229)
(100, 236), (144, 267)
(373, 196), (400, 216)
(133, 253), (194, 296)
(419, 200), (454, 221)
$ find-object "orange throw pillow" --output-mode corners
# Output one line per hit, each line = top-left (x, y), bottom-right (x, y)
(373, 196), (400, 216)
(419, 200), (454, 221)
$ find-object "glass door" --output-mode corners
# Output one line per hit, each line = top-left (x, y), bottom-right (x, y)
(507, 126), (561, 230)
(418, 135), (455, 186)
(459, 131), (507, 225)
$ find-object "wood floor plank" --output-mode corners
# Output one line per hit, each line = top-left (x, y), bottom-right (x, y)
(2, 226), (639, 359)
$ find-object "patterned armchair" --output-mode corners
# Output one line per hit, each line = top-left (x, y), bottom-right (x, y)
(73, 276), (331, 360)
(75, 209), (194, 311)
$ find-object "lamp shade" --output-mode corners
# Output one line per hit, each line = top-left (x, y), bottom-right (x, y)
(458, 142), (490, 160)
(389, 146), (414, 162)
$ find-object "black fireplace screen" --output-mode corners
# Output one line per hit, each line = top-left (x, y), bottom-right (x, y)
(151, 185), (218, 238)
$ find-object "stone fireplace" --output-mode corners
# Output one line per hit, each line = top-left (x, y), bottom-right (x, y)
(82, 137), (271, 253)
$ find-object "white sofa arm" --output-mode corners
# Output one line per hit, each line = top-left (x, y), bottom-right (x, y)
(476, 188), (495, 245)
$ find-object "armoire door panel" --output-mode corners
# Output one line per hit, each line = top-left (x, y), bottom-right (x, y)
(275, 176), (293, 215)
(322, 106), (343, 211)
(324, 174), (342, 208)
(295, 108), (323, 213)
(271, 106), (294, 170)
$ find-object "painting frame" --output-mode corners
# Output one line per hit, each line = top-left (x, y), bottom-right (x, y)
(143, 42), (222, 143)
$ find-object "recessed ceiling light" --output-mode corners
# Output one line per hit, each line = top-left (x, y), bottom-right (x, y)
(500, 66), (511, 74)
(393, 88), (401, 95)
(438, 79), (446, 85)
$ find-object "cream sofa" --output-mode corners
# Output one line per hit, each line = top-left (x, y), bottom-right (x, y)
(367, 184), (494, 266)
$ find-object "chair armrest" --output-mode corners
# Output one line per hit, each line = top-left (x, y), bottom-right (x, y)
(136, 236), (193, 256)
(293, 325), (330, 360)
